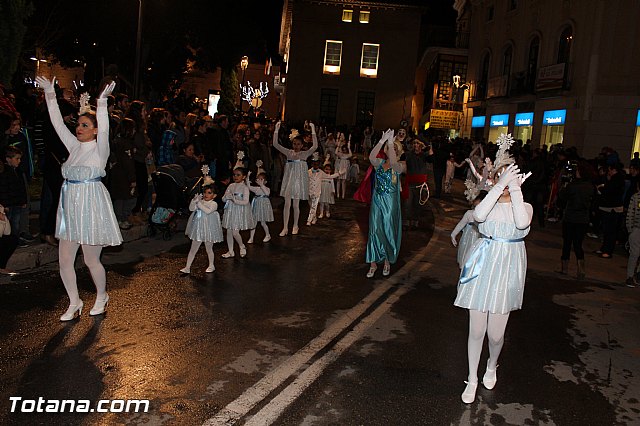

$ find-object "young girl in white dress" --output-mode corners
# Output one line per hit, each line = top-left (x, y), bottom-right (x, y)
(454, 134), (533, 404)
(37, 76), (122, 321)
(318, 162), (340, 220)
(334, 134), (352, 199)
(273, 121), (318, 236)
(451, 191), (486, 268)
(221, 167), (254, 258)
(181, 182), (223, 273)
(247, 171), (273, 243)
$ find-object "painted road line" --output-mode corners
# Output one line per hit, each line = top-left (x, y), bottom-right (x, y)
(204, 234), (440, 426)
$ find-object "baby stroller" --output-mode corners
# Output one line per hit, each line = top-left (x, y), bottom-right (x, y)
(148, 164), (187, 240)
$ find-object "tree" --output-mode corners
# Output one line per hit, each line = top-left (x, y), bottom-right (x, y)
(0, 0), (34, 86)
(218, 67), (238, 117)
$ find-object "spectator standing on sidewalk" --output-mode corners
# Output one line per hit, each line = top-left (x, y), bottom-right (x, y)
(0, 203), (19, 275)
(0, 147), (28, 243)
(556, 160), (596, 279)
(625, 181), (640, 287)
(596, 163), (625, 259)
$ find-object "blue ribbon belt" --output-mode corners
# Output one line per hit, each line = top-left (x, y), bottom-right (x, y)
(60, 177), (102, 235)
(459, 234), (525, 285)
(287, 159), (302, 163)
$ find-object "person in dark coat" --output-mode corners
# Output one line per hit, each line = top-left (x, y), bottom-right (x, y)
(596, 162), (625, 258)
(0, 147), (28, 239)
(109, 118), (137, 229)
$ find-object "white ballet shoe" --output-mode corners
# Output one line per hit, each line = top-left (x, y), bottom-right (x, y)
(306, 221), (311, 226)
(205, 265), (215, 273)
(312, 217), (317, 224)
(222, 252), (235, 258)
(461, 381), (478, 404)
(247, 238), (254, 244)
(279, 228), (288, 237)
(382, 262), (391, 276)
(483, 361), (498, 390)
(263, 235), (271, 243)
(318, 213), (324, 219)
(292, 226), (299, 235)
(326, 212), (331, 218)
(366, 265), (377, 278)
(180, 267), (190, 274)
(89, 294), (109, 316)
(60, 301), (83, 321)
(240, 246), (247, 258)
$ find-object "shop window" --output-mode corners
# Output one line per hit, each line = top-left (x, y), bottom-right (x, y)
(320, 89), (339, 126)
(359, 11), (370, 23)
(323, 40), (342, 75)
(557, 26), (573, 64)
(342, 9), (353, 22)
(360, 43), (380, 78)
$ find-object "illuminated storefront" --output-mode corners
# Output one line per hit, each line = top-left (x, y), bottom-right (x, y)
(471, 115), (485, 139)
(514, 112), (534, 143)
(488, 114), (509, 143)
(541, 109), (566, 148)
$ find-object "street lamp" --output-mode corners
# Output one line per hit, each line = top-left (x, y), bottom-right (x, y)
(239, 56), (249, 111)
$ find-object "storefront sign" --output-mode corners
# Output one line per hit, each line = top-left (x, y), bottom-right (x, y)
(429, 109), (460, 129)
(536, 63), (566, 91)
(636, 109), (640, 127)
(543, 109), (566, 125)
(471, 116), (486, 128)
(490, 114), (509, 127)
(515, 112), (534, 126)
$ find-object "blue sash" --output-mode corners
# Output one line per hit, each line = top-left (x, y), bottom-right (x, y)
(459, 234), (525, 285)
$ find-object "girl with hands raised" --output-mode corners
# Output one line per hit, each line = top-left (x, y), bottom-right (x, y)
(36, 77), (122, 321)
(335, 134), (352, 199)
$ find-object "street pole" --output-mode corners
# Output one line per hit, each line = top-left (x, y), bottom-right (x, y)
(134, 0), (143, 99)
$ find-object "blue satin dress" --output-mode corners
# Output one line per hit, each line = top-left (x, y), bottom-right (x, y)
(366, 162), (402, 264)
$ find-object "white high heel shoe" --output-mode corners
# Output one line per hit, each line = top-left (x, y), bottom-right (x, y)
(205, 265), (215, 273)
(366, 265), (377, 278)
(60, 301), (83, 321)
(279, 228), (288, 237)
(90, 294), (109, 316)
(292, 226), (299, 235)
(461, 381), (478, 404)
(180, 267), (190, 274)
(222, 252), (235, 258)
(240, 246), (247, 258)
(263, 235), (271, 243)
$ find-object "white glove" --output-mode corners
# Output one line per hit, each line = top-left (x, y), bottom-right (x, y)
(99, 81), (116, 99)
(309, 122), (316, 133)
(495, 163), (520, 188)
(275, 121), (281, 132)
(509, 171), (532, 190)
(256, 177), (265, 186)
(35, 76), (56, 94)
(451, 235), (458, 247)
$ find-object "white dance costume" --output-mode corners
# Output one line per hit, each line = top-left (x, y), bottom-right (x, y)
(275, 137), (318, 200)
(249, 184), (274, 222)
(454, 186), (533, 314)
(222, 182), (255, 230)
(185, 198), (223, 242)
(335, 149), (352, 181)
(451, 209), (480, 267)
(320, 176), (338, 204)
(45, 92), (122, 246)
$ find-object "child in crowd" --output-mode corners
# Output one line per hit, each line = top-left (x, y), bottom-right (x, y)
(247, 170), (273, 243)
(348, 156), (360, 184)
(334, 134), (352, 199)
(0, 147), (27, 239)
(272, 121), (318, 236)
(451, 191), (487, 268)
(307, 153), (342, 225)
(181, 181), (223, 274)
(109, 118), (137, 230)
(318, 159), (342, 220)
(221, 167), (254, 258)
(445, 154), (464, 193)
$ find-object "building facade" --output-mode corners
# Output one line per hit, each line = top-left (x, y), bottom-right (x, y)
(279, 0), (421, 129)
(457, 0), (640, 161)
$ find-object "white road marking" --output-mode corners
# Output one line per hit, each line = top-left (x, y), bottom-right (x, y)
(204, 235), (441, 426)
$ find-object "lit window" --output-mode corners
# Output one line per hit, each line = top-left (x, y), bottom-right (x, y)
(359, 11), (370, 23)
(360, 43), (380, 78)
(342, 9), (353, 22)
(324, 40), (342, 75)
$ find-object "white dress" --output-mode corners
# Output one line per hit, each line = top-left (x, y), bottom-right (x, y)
(185, 198), (223, 242)
(222, 182), (255, 230)
(274, 133), (318, 200)
(335, 150), (352, 180)
(451, 210), (481, 268)
(44, 92), (122, 246)
(454, 187), (533, 314)
(249, 184), (274, 222)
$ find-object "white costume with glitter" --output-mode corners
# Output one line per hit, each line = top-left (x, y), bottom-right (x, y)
(249, 184), (274, 222)
(185, 198), (223, 242)
(451, 209), (480, 268)
(222, 182), (255, 230)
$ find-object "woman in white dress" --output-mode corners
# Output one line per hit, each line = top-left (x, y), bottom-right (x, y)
(36, 76), (122, 321)
(272, 121), (318, 236)
(454, 137), (532, 404)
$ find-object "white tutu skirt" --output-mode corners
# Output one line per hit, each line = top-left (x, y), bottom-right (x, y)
(222, 202), (255, 230)
(319, 181), (335, 204)
(251, 197), (274, 222)
(185, 210), (223, 242)
(280, 160), (309, 200)
(457, 223), (480, 267)
(56, 165), (123, 246)
(336, 158), (350, 179)
(454, 221), (529, 314)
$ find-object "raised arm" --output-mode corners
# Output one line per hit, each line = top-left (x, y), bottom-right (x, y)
(300, 122), (319, 158)
(474, 164), (520, 222)
(465, 158), (482, 180)
(369, 130), (389, 167)
(508, 173), (533, 229)
(272, 121), (288, 155)
(386, 134), (406, 174)
(96, 81), (115, 166)
(257, 179), (271, 196)
(189, 194), (200, 211)
(35, 76), (76, 150)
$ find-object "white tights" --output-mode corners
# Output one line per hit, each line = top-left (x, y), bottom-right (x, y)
(226, 229), (245, 254)
(185, 240), (214, 269)
(250, 221), (270, 241)
(282, 197), (300, 231)
(59, 239), (105, 305)
(336, 179), (347, 199)
(466, 310), (510, 383)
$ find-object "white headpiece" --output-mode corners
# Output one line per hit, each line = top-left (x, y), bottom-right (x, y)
(201, 164), (214, 187)
(493, 133), (516, 171)
(234, 151), (245, 170)
(79, 92), (91, 115)
(289, 129), (300, 141)
(464, 179), (480, 203)
(255, 159), (265, 176)
(311, 152), (321, 162)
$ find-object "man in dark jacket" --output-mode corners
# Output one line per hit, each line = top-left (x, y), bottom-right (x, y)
(596, 162), (625, 258)
(0, 147), (28, 240)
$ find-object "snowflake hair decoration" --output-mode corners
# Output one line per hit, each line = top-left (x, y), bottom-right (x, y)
(464, 179), (480, 203)
(237, 151), (245, 160)
(289, 129), (300, 141)
(311, 152), (321, 162)
(255, 159), (266, 175)
(255, 160), (263, 168)
(201, 164), (210, 176)
(493, 133), (516, 172)
(79, 92), (91, 115)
